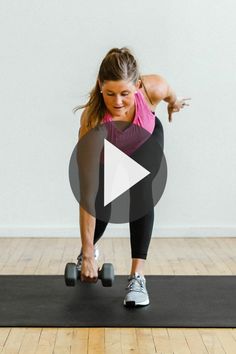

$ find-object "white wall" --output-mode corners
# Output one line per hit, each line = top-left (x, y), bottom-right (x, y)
(0, 0), (235, 237)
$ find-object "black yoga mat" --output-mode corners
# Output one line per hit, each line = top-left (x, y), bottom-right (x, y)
(0, 275), (235, 328)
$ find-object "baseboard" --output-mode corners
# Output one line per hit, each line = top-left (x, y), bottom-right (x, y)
(0, 226), (236, 237)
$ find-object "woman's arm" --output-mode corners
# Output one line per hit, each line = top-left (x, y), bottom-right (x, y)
(79, 205), (95, 258)
(77, 109), (99, 281)
(79, 107), (90, 139)
(142, 74), (190, 122)
(78, 109), (97, 265)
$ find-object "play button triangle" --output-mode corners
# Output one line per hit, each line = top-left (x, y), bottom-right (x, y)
(104, 139), (150, 206)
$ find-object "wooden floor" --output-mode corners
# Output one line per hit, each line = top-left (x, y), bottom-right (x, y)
(0, 237), (236, 353)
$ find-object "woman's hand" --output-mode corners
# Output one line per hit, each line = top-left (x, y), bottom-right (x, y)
(81, 256), (98, 283)
(168, 97), (191, 122)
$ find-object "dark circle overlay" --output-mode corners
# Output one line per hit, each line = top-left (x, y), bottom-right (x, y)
(69, 120), (167, 223)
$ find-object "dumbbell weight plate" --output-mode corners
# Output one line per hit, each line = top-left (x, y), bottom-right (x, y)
(64, 262), (78, 286)
(99, 263), (115, 287)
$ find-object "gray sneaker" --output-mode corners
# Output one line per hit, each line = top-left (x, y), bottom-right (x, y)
(123, 272), (150, 307)
(76, 245), (99, 272)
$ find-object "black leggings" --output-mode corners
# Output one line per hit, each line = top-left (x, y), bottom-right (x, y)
(93, 208), (154, 260)
(92, 116), (164, 260)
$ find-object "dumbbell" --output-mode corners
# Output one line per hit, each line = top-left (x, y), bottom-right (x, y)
(64, 262), (114, 287)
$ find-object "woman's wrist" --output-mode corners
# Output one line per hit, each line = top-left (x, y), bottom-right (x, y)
(165, 95), (177, 106)
(82, 247), (94, 257)
(83, 254), (95, 260)
(164, 86), (177, 106)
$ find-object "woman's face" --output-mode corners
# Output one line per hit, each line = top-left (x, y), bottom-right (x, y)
(100, 79), (140, 117)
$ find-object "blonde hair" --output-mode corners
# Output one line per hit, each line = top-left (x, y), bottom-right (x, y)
(73, 47), (151, 128)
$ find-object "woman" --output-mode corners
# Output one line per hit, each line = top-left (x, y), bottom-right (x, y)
(73, 47), (190, 306)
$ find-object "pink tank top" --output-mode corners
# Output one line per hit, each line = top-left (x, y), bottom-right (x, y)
(102, 90), (155, 134)
(99, 90), (155, 163)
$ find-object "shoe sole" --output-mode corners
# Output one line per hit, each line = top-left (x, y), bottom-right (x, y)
(123, 299), (150, 307)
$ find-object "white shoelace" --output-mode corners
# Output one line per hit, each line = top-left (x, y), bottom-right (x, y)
(126, 276), (146, 293)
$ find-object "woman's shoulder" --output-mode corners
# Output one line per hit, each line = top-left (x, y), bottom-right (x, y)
(79, 107), (91, 139)
(79, 107), (104, 139)
(140, 74), (169, 107)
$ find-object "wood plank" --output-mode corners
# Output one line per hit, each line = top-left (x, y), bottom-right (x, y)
(47, 238), (66, 275)
(199, 328), (226, 354)
(164, 238), (187, 275)
(1, 328), (26, 353)
(136, 328), (156, 353)
(88, 328), (105, 354)
(104, 328), (122, 354)
(152, 328), (173, 354)
(167, 328), (191, 354)
(120, 327), (139, 354)
(71, 328), (89, 354)
(58, 239), (79, 275)
(53, 328), (73, 354)
(183, 328), (208, 353)
(214, 328), (236, 354)
(0, 328), (11, 348)
(37, 327), (57, 347)
(1, 238), (31, 274)
(0, 238), (12, 272)
(35, 345), (54, 354)
(112, 238), (129, 275)
(195, 239), (232, 275)
(35, 238), (61, 275)
(18, 328), (42, 354)
(21, 238), (45, 275)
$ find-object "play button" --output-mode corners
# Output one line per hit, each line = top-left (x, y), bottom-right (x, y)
(69, 119), (167, 223)
(104, 139), (150, 206)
